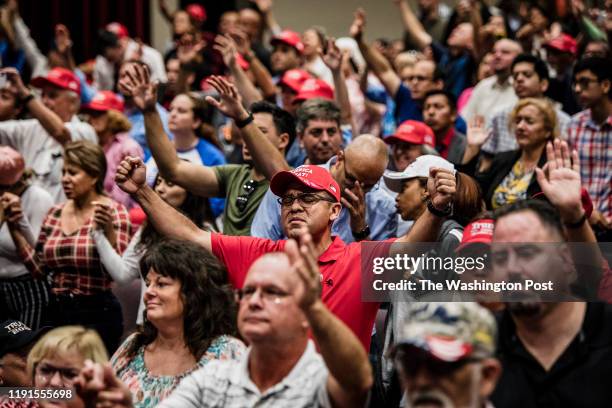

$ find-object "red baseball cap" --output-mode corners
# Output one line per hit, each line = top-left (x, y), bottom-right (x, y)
(82, 91), (124, 112)
(270, 165), (341, 202)
(31, 67), (81, 96)
(294, 78), (334, 103)
(279, 69), (312, 93)
(544, 34), (577, 56)
(456, 219), (494, 253)
(106, 22), (129, 39)
(384, 120), (435, 147)
(186, 4), (207, 23)
(270, 30), (304, 54)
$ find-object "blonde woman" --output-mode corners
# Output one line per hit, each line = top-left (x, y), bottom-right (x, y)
(461, 97), (559, 209)
(27, 326), (108, 408)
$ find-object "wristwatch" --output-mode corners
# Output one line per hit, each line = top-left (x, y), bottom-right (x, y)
(352, 225), (370, 241)
(427, 199), (453, 217)
(235, 112), (254, 128)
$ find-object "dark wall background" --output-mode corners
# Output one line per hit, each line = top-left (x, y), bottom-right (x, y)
(19, 0), (150, 64)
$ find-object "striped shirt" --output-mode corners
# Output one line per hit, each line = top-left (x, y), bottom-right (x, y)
(158, 340), (332, 408)
(566, 109), (612, 220)
(19, 201), (131, 295)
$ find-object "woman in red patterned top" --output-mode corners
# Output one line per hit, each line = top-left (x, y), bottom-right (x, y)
(10, 141), (131, 354)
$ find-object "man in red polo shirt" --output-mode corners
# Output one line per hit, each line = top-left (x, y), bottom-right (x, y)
(116, 158), (456, 350)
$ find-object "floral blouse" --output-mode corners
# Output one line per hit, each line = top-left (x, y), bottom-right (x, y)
(491, 160), (535, 209)
(111, 333), (245, 408)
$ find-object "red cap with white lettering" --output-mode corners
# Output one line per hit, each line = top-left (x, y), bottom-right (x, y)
(270, 165), (340, 202)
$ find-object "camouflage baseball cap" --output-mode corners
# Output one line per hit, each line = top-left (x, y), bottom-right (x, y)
(394, 302), (497, 362)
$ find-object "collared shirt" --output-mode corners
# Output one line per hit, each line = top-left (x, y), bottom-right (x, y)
(19, 202), (131, 295)
(482, 103), (571, 155)
(0, 117), (97, 203)
(566, 109), (612, 220)
(125, 104), (171, 162)
(250, 157), (398, 243)
(211, 234), (391, 349)
(461, 75), (518, 123)
(158, 340), (331, 408)
(145, 138), (227, 217)
(491, 303), (612, 408)
(104, 132), (144, 210)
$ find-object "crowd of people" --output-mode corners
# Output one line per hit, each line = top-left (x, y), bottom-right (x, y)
(0, 0), (611, 406)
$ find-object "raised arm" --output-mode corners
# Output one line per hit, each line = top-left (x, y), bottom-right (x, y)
(118, 62), (221, 197)
(115, 156), (212, 252)
(233, 30), (277, 100)
(205, 75), (290, 180)
(350, 8), (401, 98)
(321, 38), (356, 134)
(251, 0), (282, 36)
(3, 68), (71, 144)
(287, 236), (372, 407)
(213, 34), (263, 107)
(393, 0), (432, 51)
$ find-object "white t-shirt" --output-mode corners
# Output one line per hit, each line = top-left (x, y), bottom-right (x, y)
(0, 117), (97, 203)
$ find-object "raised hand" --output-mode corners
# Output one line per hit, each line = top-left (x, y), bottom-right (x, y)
(285, 233), (322, 312)
(117, 62), (157, 112)
(204, 75), (249, 121)
(321, 38), (342, 73)
(115, 157), (147, 195)
(54, 24), (73, 54)
(535, 139), (583, 222)
(1, 67), (29, 98)
(466, 115), (491, 147)
(341, 181), (367, 237)
(213, 34), (238, 68)
(250, 0), (273, 15)
(350, 8), (366, 41)
(177, 33), (205, 64)
(427, 168), (456, 211)
(230, 29), (252, 58)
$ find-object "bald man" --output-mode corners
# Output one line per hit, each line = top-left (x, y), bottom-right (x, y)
(251, 134), (398, 242)
(462, 39), (523, 122)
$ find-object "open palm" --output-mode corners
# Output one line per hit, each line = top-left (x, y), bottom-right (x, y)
(466, 115), (491, 147)
(117, 63), (157, 112)
(535, 140), (581, 211)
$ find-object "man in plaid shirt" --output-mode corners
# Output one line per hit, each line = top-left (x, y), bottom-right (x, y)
(567, 57), (611, 240)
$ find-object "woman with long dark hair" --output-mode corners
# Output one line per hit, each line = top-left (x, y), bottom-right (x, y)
(110, 239), (243, 408)
(93, 171), (215, 327)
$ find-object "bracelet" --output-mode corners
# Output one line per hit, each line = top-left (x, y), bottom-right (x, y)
(235, 112), (254, 129)
(352, 225), (370, 241)
(427, 199), (453, 217)
(563, 212), (587, 229)
(20, 92), (35, 106)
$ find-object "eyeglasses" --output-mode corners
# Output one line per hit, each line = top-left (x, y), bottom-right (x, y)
(573, 77), (600, 90)
(277, 192), (336, 207)
(35, 363), (80, 385)
(235, 179), (257, 212)
(235, 286), (289, 304)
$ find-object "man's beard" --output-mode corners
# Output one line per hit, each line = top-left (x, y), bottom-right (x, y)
(407, 389), (455, 408)
(508, 301), (544, 317)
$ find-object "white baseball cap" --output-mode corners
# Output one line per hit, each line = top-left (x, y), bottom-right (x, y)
(384, 155), (455, 193)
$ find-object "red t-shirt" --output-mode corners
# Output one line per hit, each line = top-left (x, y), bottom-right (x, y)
(211, 233), (393, 350)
